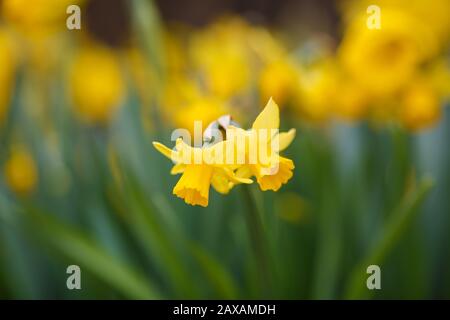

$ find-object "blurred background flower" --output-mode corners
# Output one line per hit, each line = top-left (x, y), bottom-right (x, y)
(69, 44), (125, 124)
(0, 27), (16, 125)
(4, 146), (38, 195)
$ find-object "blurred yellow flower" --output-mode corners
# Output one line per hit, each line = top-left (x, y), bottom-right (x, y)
(0, 28), (16, 125)
(400, 80), (441, 132)
(161, 75), (233, 134)
(69, 45), (125, 124)
(248, 27), (287, 65)
(4, 147), (38, 195)
(427, 59), (450, 100)
(162, 75), (199, 111)
(295, 59), (337, 123)
(259, 59), (299, 107)
(153, 139), (252, 207)
(341, 0), (450, 49)
(189, 17), (252, 99)
(404, 0), (450, 46)
(2, 0), (83, 36)
(336, 1), (449, 130)
(164, 30), (188, 75)
(162, 16), (300, 128)
(339, 9), (428, 97)
(173, 96), (230, 136)
(334, 81), (369, 121)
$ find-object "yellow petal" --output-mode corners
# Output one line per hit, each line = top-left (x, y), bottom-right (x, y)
(153, 141), (178, 162)
(170, 164), (185, 175)
(257, 157), (294, 191)
(235, 165), (253, 180)
(252, 97), (280, 131)
(276, 128), (296, 151)
(234, 177), (253, 184)
(220, 167), (252, 184)
(173, 164), (213, 207)
(211, 169), (233, 194)
(175, 137), (186, 151)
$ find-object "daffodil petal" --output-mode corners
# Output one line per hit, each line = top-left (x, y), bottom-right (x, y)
(214, 167), (252, 185)
(233, 176), (253, 184)
(173, 164), (212, 207)
(211, 169), (233, 194)
(257, 157), (294, 191)
(235, 165), (253, 179)
(276, 128), (296, 151)
(153, 141), (179, 162)
(252, 97), (280, 131)
(175, 138), (186, 151)
(170, 163), (186, 175)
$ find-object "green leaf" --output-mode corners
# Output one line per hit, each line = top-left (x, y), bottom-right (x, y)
(110, 168), (201, 298)
(22, 205), (162, 299)
(345, 177), (434, 299)
(189, 243), (240, 299)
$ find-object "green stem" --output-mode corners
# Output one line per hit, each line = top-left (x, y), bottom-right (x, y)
(241, 186), (272, 297)
(345, 177), (434, 299)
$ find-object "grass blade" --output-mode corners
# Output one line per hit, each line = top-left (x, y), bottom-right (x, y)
(345, 177), (434, 299)
(22, 205), (162, 299)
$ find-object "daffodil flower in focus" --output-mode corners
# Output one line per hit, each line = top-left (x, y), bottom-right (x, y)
(231, 98), (296, 191)
(153, 138), (252, 207)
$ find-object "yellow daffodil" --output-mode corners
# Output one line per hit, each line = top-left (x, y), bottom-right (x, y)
(69, 45), (125, 124)
(153, 138), (252, 207)
(161, 75), (234, 134)
(400, 80), (441, 132)
(0, 28), (16, 125)
(339, 8), (430, 97)
(336, 1), (448, 130)
(334, 81), (369, 121)
(427, 59), (450, 100)
(294, 59), (337, 123)
(232, 98), (296, 191)
(154, 97), (296, 206)
(2, 0), (84, 37)
(4, 147), (38, 195)
(188, 17), (252, 99)
(404, 0), (450, 46)
(340, 0), (449, 50)
(259, 59), (299, 107)
(164, 30), (188, 75)
(173, 96), (230, 136)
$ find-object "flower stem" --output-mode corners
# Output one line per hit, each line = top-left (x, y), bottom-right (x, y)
(241, 186), (272, 297)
